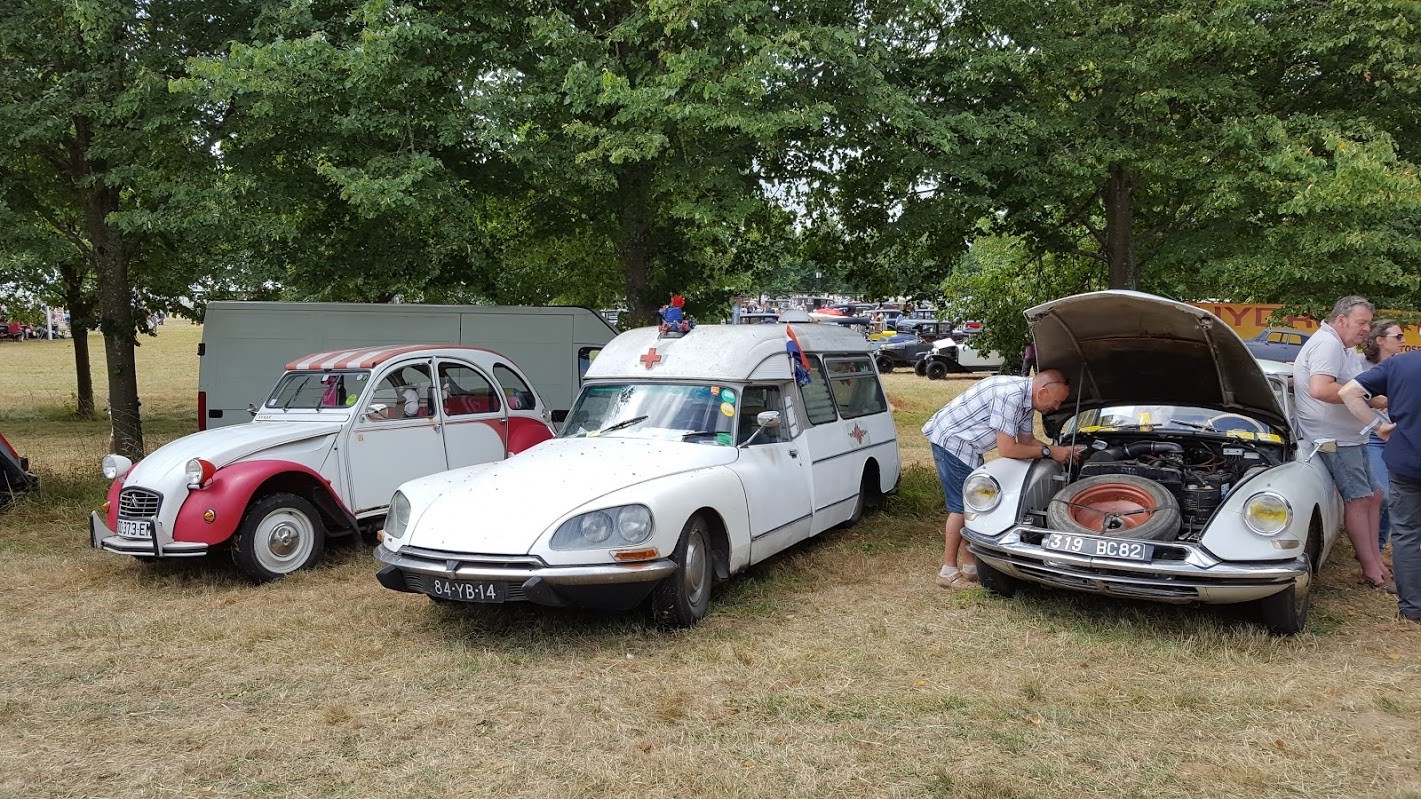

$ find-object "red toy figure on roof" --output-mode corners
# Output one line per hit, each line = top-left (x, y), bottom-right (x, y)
(659, 294), (695, 335)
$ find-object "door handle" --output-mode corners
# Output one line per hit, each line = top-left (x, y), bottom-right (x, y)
(432, 423), (442, 432)
(789, 449), (799, 458)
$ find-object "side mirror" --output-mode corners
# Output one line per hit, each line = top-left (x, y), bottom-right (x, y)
(756, 411), (781, 428)
(247, 403), (259, 417)
(1304, 437), (1337, 462)
(366, 404), (388, 421)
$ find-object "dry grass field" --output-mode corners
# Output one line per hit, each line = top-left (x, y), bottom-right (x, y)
(2, 324), (1419, 799)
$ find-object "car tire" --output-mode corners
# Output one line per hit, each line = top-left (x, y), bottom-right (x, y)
(876, 355), (894, 373)
(914, 359), (929, 377)
(1246, 568), (1310, 635)
(231, 492), (326, 583)
(975, 557), (1022, 597)
(841, 470), (880, 529)
(926, 360), (949, 380)
(1046, 474), (1180, 540)
(650, 514), (714, 629)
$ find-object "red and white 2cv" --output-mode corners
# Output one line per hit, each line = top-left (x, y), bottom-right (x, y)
(91, 345), (556, 582)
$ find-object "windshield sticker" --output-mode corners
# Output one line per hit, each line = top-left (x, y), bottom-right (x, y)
(720, 402), (734, 417)
(720, 388), (736, 403)
(716, 432), (732, 446)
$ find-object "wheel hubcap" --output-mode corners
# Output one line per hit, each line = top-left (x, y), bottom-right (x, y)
(683, 530), (709, 603)
(254, 509), (314, 572)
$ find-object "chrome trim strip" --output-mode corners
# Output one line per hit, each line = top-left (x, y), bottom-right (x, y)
(374, 546), (676, 585)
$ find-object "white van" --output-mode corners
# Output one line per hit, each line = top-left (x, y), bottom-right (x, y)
(373, 323), (902, 627)
(198, 302), (616, 429)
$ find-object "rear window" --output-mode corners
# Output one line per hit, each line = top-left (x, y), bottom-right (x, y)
(825, 356), (887, 419)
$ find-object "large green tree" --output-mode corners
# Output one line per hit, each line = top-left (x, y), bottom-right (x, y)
(0, 1), (264, 455)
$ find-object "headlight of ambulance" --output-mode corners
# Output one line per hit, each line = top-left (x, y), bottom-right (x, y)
(1242, 492), (1291, 536)
(101, 454), (133, 480)
(963, 473), (1001, 512)
(551, 505), (654, 550)
(384, 491), (411, 540)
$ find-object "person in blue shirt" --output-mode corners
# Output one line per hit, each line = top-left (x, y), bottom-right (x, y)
(1341, 355), (1421, 624)
(1361, 320), (1406, 553)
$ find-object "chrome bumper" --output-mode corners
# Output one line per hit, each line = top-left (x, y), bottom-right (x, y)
(963, 525), (1306, 605)
(89, 512), (209, 558)
(373, 545), (677, 587)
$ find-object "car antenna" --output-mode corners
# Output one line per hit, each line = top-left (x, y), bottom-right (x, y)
(1067, 364), (1086, 480)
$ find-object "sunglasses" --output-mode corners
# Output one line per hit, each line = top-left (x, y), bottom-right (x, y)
(1385, 333), (1406, 340)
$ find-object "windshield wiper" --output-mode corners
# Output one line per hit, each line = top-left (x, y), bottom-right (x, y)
(595, 415), (648, 435)
(280, 376), (312, 411)
(681, 430), (722, 441)
(1169, 418), (1219, 433)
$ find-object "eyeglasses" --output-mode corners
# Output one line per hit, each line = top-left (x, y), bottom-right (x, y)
(1386, 333), (1406, 340)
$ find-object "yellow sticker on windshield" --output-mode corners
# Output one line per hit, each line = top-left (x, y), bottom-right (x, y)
(1139, 412), (1153, 432)
(720, 402), (734, 417)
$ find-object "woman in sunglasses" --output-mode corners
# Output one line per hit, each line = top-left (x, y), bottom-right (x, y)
(1363, 319), (1407, 553)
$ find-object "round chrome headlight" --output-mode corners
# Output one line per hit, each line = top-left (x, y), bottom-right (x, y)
(385, 491), (411, 539)
(579, 511), (614, 543)
(101, 454), (133, 480)
(616, 505), (653, 544)
(963, 473), (1001, 512)
(1242, 492), (1291, 536)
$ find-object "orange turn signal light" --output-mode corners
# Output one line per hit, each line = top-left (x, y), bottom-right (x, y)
(375, 530), (385, 543)
(203, 509), (216, 523)
(612, 548), (658, 562)
(101, 500), (110, 513)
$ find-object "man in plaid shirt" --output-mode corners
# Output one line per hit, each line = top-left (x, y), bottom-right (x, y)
(923, 369), (1081, 588)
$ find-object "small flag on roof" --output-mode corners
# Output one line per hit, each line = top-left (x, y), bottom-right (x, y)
(785, 325), (812, 387)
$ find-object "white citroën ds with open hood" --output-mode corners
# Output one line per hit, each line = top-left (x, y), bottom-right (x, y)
(961, 291), (1342, 634)
(375, 322), (901, 627)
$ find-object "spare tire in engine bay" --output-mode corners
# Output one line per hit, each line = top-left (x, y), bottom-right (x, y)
(1047, 474), (1181, 540)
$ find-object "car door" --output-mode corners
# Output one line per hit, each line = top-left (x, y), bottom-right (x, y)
(437, 359), (509, 469)
(346, 360), (449, 513)
(732, 384), (814, 561)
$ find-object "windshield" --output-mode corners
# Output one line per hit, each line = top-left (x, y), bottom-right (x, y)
(561, 383), (738, 444)
(1063, 405), (1283, 442)
(265, 370), (369, 411)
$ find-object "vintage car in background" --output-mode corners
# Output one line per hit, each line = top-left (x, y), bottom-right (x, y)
(1242, 327), (1309, 362)
(91, 345), (555, 582)
(0, 432), (39, 509)
(374, 323), (902, 627)
(914, 336), (1006, 378)
(960, 291), (1341, 635)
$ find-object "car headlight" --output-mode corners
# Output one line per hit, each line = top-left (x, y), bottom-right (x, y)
(102, 454), (133, 480)
(184, 458), (216, 488)
(1242, 491), (1291, 536)
(551, 504), (654, 550)
(385, 491), (411, 540)
(963, 473), (1001, 512)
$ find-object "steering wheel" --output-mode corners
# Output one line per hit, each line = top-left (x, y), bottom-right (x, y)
(1206, 413), (1267, 435)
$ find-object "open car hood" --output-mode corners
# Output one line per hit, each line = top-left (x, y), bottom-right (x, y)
(1028, 291), (1289, 437)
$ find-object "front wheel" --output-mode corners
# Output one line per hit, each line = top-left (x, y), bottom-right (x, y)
(975, 557), (1022, 597)
(1246, 570), (1310, 635)
(876, 355), (894, 373)
(926, 360), (949, 380)
(231, 493), (326, 583)
(914, 359), (929, 377)
(650, 514), (714, 629)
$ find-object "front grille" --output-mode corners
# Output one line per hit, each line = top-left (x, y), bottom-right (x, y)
(118, 488), (162, 518)
(400, 545), (546, 569)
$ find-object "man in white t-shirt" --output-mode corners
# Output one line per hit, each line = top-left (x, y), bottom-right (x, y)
(1293, 296), (1392, 590)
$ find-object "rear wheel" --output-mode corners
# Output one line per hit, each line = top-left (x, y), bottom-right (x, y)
(650, 514), (714, 628)
(841, 470), (881, 528)
(926, 360), (949, 380)
(914, 359), (929, 377)
(876, 355), (894, 373)
(231, 493), (326, 583)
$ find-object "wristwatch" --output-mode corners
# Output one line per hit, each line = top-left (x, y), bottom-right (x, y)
(1040, 445), (1052, 459)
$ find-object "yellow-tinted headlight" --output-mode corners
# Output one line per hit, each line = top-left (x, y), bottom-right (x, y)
(963, 473), (1001, 512)
(1243, 492), (1291, 536)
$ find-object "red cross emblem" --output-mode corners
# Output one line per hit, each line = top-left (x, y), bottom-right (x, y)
(639, 348), (664, 369)
(848, 423), (866, 444)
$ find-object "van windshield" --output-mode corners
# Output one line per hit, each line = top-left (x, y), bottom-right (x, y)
(562, 383), (738, 444)
(265, 371), (369, 411)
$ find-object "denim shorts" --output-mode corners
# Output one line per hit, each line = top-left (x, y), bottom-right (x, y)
(931, 443), (976, 514)
(1320, 444), (1378, 501)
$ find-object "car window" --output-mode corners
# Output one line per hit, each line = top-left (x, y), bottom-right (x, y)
(265, 370), (368, 410)
(366, 363), (434, 421)
(439, 363), (499, 416)
(824, 356), (888, 419)
(493, 364), (538, 410)
(738, 385), (784, 445)
(1266, 332), (1283, 343)
(798, 357), (838, 425)
(1287, 334), (1303, 345)
(561, 383), (735, 443)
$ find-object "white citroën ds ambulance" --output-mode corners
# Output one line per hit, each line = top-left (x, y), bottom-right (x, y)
(375, 321), (902, 627)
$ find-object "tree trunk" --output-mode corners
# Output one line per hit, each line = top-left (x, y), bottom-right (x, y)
(77, 134), (143, 456)
(615, 165), (658, 326)
(71, 326), (96, 420)
(1103, 166), (1138, 290)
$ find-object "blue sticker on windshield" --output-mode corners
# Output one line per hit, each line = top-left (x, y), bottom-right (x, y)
(720, 388), (736, 403)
